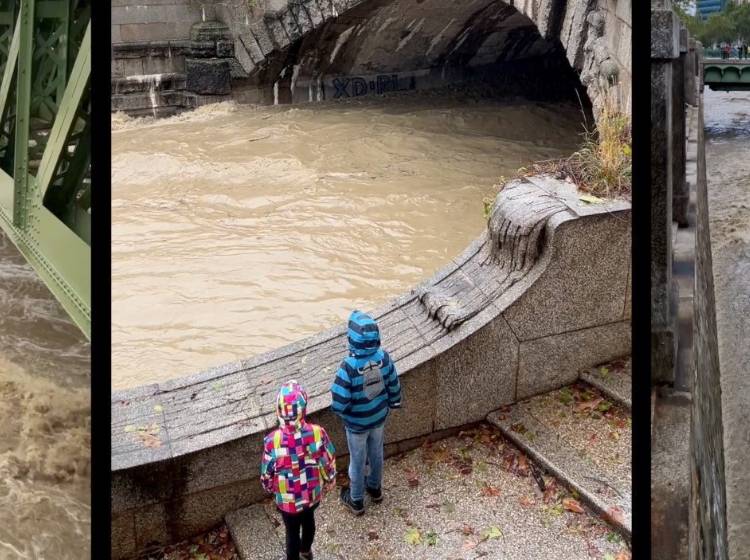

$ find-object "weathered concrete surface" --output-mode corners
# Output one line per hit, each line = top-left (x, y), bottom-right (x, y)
(705, 91), (750, 560)
(580, 356), (632, 410)
(488, 372), (632, 538)
(111, 177), (630, 559)
(690, 94), (729, 560)
(226, 424), (631, 560)
(186, 58), (232, 94)
(652, 388), (691, 559)
(650, 6), (679, 384)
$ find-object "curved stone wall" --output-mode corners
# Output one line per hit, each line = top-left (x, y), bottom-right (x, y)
(111, 176), (631, 558)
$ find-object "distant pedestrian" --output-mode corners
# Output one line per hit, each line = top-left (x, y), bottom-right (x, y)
(261, 380), (337, 560)
(331, 310), (402, 515)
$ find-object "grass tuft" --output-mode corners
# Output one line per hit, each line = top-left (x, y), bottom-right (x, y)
(524, 88), (631, 199)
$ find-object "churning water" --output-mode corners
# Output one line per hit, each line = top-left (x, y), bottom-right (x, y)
(111, 92), (587, 389)
(0, 233), (90, 558)
(704, 89), (750, 250)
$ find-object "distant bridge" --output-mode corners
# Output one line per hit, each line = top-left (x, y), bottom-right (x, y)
(703, 60), (750, 91)
(0, 0), (90, 337)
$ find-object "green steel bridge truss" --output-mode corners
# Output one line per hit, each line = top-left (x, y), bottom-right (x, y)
(704, 61), (750, 91)
(0, 0), (90, 338)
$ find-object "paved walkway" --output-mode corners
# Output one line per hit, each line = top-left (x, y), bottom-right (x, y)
(228, 423), (630, 560)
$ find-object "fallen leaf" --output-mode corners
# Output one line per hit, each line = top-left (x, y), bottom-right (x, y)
(562, 497), (585, 513)
(461, 525), (475, 536)
(367, 530), (379, 541)
(481, 526), (503, 540)
(606, 506), (625, 525)
(124, 425), (136, 433)
(510, 422), (527, 434)
(517, 453), (530, 476)
(615, 551), (631, 560)
(519, 495), (536, 507)
(480, 484), (502, 497)
(153, 404), (163, 413)
(404, 528), (421, 546)
(576, 397), (603, 413)
(558, 388), (574, 404)
(425, 530), (438, 546)
(579, 193), (604, 204)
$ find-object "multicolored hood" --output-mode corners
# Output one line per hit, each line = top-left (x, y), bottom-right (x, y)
(347, 310), (381, 358)
(276, 380), (307, 430)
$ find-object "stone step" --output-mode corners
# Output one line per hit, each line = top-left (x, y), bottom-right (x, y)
(579, 357), (632, 410)
(225, 503), (285, 560)
(487, 381), (632, 539)
(225, 501), (365, 560)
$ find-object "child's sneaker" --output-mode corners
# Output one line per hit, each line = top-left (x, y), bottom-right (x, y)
(340, 487), (365, 515)
(300, 552), (313, 560)
(365, 486), (383, 503)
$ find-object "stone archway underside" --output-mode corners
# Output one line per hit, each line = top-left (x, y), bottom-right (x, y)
(230, 0), (628, 114)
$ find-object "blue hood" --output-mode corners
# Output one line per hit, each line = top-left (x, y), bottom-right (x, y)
(347, 310), (380, 358)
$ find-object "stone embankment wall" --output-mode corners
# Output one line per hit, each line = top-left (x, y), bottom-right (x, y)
(651, 10), (730, 558)
(111, 178), (631, 559)
(690, 98), (729, 560)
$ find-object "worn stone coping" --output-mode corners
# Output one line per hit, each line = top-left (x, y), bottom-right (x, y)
(111, 176), (630, 472)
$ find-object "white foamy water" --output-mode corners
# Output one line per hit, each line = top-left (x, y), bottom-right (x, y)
(0, 232), (90, 558)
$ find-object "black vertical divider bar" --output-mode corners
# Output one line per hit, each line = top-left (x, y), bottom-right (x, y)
(90, 0), (112, 557)
(631, 3), (651, 558)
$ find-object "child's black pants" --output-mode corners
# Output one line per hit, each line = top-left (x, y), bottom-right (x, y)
(280, 504), (317, 560)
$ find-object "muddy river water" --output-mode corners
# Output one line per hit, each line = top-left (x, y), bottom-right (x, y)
(112, 92), (587, 389)
(0, 233), (90, 558)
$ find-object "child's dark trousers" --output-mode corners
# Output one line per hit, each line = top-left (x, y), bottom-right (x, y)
(280, 504), (318, 560)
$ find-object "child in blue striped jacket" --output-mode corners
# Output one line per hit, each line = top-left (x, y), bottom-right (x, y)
(330, 310), (402, 515)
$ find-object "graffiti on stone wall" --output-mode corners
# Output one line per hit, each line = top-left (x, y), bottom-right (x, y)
(332, 74), (417, 98)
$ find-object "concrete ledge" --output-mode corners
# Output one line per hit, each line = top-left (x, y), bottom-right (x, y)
(111, 176), (631, 559)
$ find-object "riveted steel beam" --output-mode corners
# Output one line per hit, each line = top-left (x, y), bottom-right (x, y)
(0, 0), (90, 338)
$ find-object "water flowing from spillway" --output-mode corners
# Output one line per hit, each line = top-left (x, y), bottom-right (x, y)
(111, 91), (587, 389)
(0, 233), (90, 558)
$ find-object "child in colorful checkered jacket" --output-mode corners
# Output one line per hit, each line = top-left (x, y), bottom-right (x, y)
(260, 380), (336, 560)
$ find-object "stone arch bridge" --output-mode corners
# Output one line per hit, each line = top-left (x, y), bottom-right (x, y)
(111, 0), (631, 117)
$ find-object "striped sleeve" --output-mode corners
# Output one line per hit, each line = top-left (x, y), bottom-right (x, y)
(259, 433), (276, 494)
(330, 361), (352, 416)
(382, 352), (402, 408)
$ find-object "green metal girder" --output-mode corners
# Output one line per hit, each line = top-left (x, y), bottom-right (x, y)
(704, 62), (750, 91)
(0, 0), (90, 338)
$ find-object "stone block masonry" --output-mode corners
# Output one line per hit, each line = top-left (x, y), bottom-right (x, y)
(112, 0), (208, 44)
(110, 177), (631, 559)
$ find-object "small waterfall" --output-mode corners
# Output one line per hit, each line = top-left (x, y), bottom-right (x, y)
(201, 5), (206, 22)
(126, 74), (164, 118)
(273, 81), (279, 106)
(290, 64), (300, 103)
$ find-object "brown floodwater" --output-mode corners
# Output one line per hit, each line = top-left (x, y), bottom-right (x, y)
(111, 92), (587, 389)
(0, 232), (90, 558)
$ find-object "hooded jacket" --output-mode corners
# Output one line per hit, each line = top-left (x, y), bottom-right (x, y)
(330, 310), (402, 433)
(260, 381), (336, 514)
